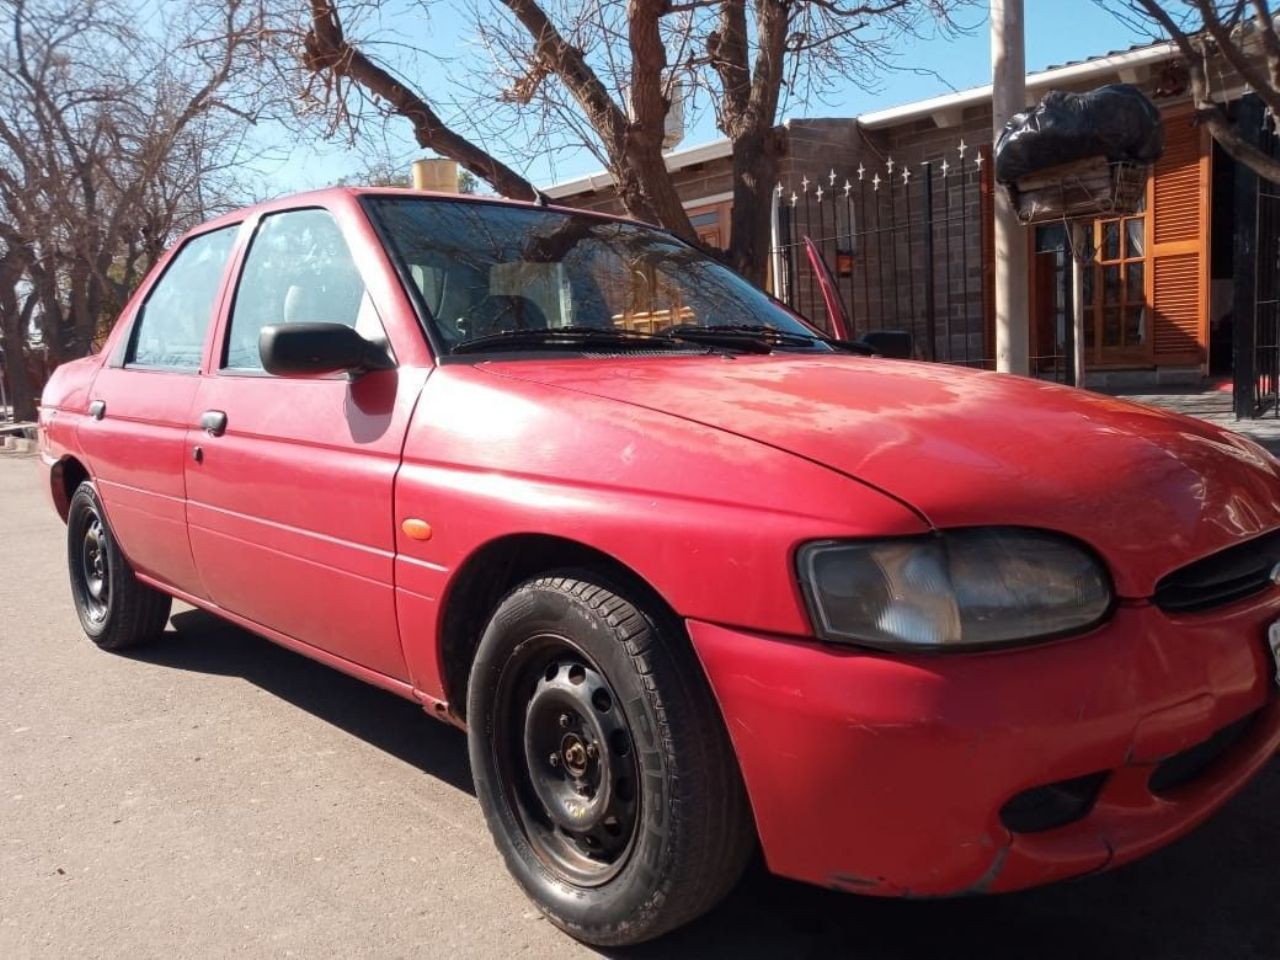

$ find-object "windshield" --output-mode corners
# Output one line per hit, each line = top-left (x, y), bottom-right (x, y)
(366, 197), (819, 354)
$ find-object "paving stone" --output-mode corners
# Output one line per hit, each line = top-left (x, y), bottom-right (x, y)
(1103, 387), (1280, 456)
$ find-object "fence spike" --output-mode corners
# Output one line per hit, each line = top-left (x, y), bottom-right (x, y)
(816, 185), (824, 202)
(902, 167), (911, 184)
(958, 138), (967, 158)
(940, 158), (950, 177)
(886, 156), (895, 174)
(801, 175), (810, 192)
(872, 173), (881, 190)
(789, 191), (798, 207)
(843, 179), (852, 195)
(857, 162), (866, 180)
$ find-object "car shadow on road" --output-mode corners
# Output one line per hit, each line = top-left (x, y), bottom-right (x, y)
(125, 608), (474, 795)
(131, 609), (1279, 960)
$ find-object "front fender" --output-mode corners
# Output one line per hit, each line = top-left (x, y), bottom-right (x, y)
(390, 366), (926, 700)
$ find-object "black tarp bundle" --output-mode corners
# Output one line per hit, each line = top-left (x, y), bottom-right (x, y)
(994, 84), (1164, 185)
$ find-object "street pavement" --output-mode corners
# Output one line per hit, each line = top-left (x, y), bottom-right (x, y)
(1, 451), (1278, 959)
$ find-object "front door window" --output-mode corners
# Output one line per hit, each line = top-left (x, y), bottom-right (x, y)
(224, 208), (385, 371)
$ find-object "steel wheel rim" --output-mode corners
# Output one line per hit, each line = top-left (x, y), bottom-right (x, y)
(494, 634), (641, 887)
(79, 513), (110, 622)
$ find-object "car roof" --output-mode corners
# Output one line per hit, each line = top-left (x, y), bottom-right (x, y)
(189, 185), (653, 237)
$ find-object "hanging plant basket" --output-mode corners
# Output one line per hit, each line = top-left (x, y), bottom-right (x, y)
(1003, 157), (1151, 225)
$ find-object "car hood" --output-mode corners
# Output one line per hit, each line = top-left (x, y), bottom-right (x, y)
(482, 355), (1280, 597)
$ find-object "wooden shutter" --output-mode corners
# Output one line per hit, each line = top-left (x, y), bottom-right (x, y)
(1150, 110), (1210, 365)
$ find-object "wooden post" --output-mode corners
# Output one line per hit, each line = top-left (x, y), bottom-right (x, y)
(991, 0), (1030, 375)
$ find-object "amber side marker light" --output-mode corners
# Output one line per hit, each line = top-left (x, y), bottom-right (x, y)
(402, 519), (433, 541)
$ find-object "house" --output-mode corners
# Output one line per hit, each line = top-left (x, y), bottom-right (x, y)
(544, 39), (1278, 416)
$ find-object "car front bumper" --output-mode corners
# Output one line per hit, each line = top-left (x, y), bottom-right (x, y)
(687, 594), (1280, 897)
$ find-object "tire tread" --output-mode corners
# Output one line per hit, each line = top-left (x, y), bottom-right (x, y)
(471, 571), (753, 945)
(67, 482), (172, 650)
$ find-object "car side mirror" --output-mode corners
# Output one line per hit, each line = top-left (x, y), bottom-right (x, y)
(258, 323), (394, 378)
(857, 330), (914, 360)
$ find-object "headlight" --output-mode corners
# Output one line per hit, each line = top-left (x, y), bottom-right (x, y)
(797, 528), (1113, 652)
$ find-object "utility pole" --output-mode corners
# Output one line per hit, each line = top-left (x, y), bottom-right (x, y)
(991, 0), (1029, 375)
(1070, 222), (1087, 387)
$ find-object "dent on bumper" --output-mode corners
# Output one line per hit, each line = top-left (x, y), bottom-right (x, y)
(687, 597), (1280, 898)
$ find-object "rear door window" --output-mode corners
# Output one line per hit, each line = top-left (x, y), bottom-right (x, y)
(127, 226), (237, 370)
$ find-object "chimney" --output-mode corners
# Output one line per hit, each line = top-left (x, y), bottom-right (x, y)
(410, 158), (459, 193)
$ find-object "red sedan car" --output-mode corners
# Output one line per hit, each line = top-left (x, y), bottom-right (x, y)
(38, 188), (1280, 945)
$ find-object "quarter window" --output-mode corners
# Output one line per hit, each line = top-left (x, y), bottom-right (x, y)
(224, 208), (384, 371)
(127, 226), (237, 370)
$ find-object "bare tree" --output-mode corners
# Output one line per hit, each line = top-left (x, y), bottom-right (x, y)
(1107, 1), (1280, 182)
(0, 0), (266, 419)
(296, 0), (966, 285)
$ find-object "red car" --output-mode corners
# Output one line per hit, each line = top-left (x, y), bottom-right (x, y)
(38, 188), (1280, 946)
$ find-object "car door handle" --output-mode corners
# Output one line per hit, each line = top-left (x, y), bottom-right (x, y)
(199, 410), (228, 437)
(88, 400), (105, 420)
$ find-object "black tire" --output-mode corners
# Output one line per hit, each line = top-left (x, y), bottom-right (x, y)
(467, 572), (754, 947)
(67, 480), (172, 650)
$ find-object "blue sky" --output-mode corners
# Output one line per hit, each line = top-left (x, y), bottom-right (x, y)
(251, 0), (1154, 196)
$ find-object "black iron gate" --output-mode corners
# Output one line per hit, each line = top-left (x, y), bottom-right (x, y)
(771, 139), (1072, 379)
(1234, 94), (1280, 419)
(772, 141), (995, 367)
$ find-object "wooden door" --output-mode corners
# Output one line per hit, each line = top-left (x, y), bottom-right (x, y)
(688, 201), (731, 251)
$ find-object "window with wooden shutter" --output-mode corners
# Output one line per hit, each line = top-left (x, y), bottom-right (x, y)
(1149, 109), (1210, 365)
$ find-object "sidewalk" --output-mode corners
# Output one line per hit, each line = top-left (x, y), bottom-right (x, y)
(1102, 385), (1280, 455)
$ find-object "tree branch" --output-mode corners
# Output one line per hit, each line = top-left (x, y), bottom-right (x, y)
(304, 0), (538, 200)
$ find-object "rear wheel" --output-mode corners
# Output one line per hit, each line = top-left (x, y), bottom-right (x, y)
(467, 573), (753, 946)
(67, 481), (172, 650)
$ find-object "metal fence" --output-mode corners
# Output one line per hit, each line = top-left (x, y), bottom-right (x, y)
(770, 139), (1070, 379)
(1234, 95), (1280, 419)
(772, 140), (993, 366)
(1253, 170), (1280, 417)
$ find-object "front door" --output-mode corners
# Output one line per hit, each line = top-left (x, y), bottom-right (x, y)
(78, 225), (239, 598)
(184, 206), (427, 680)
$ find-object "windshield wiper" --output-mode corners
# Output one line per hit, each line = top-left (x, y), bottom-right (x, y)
(672, 323), (880, 356)
(450, 326), (693, 355)
(662, 323), (824, 353)
(668, 323), (820, 344)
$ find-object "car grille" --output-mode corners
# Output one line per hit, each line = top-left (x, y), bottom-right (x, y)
(1152, 529), (1280, 614)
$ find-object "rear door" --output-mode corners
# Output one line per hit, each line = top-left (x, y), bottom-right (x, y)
(78, 225), (239, 598)
(183, 205), (428, 680)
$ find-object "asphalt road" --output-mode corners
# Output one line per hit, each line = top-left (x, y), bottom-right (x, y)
(2, 452), (1278, 960)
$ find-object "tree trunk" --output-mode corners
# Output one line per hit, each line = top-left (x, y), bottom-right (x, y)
(0, 291), (38, 422)
(622, 145), (697, 241)
(728, 125), (785, 287)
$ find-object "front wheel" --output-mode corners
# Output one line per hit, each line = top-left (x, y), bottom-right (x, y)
(467, 573), (754, 946)
(67, 481), (172, 650)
